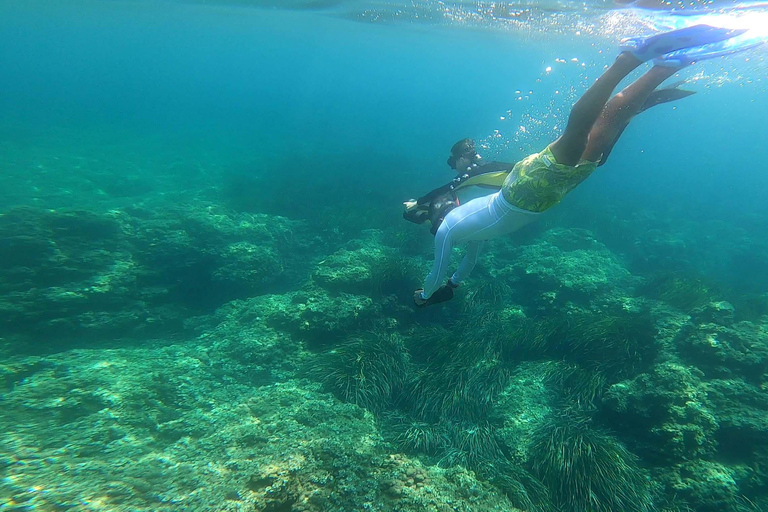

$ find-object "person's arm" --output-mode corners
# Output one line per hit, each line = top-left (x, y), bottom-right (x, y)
(416, 182), (455, 205)
(403, 178), (460, 225)
(403, 199), (428, 224)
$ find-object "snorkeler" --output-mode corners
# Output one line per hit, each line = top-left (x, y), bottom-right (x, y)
(412, 23), (759, 308)
(404, 82), (695, 236)
(403, 139), (514, 234)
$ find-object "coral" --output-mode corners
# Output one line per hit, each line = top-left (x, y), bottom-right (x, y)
(527, 413), (654, 512)
(380, 463), (430, 498)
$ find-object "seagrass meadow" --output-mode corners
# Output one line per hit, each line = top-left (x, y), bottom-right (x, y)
(2, 0), (768, 511)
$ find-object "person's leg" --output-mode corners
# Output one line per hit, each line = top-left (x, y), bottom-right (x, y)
(451, 241), (484, 286)
(422, 221), (456, 299)
(421, 197), (495, 299)
(581, 65), (678, 163)
(549, 52), (642, 166)
(419, 193), (537, 299)
(548, 24), (745, 167)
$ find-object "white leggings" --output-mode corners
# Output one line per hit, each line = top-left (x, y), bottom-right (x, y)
(422, 191), (539, 298)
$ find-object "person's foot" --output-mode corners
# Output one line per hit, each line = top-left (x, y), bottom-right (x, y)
(653, 38), (765, 68)
(413, 285), (455, 308)
(620, 24), (747, 63)
(413, 289), (428, 307)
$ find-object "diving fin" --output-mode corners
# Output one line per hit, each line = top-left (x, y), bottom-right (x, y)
(598, 83), (696, 166)
(638, 83), (697, 114)
(415, 284), (454, 308)
(620, 24), (748, 62)
(654, 38), (766, 68)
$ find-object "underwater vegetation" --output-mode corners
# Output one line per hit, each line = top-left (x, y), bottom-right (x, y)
(642, 272), (718, 312)
(388, 418), (450, 456)
(527, 412), (654, 512)
(543, 309), (657, 380)
(484, 460), (554, 512)
(541, 360), (608, 408)
(402, 317), (516, 424)
(308, 329), (410, 414)
(4, 147), (768, 511)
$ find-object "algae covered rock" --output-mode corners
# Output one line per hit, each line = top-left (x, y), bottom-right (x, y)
(657, 460), (743, 512)
(488, 227), (641, 308)
(225, 287), (379, 345)
(491, 361), (555, 460)
(0, 203), (318, 350)
(0, 344), (522, 512)
(0, 206), (155, 345)
(131, 204), (310, 307)
(692, 301), (736, 326)
(192, 302), (301, 385)
(705, 379), (768, 458)
(679, 318), (768, 382)
(602, 362), (719, 463)
(312, 229), (420, 296)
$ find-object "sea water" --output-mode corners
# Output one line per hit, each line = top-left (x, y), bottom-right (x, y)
(2, 0), (768, 510)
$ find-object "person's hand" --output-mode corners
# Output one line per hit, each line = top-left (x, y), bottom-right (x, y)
(403, 200), (418, 211)
(413, 289), (428, 307)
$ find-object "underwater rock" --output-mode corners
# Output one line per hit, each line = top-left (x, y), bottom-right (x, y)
(312, 229), (420, 297)
(492, 361), (555, 460)
(487, 227), (641, 309)
(212, 241), (284, 292)
(190, 302), (301, 385)
(602, 362), (719, 464)
(130, 204), (308, 307)
(0, 206), (157, 347)
(0, 345), (521, 512)
(691, 301), (736, 326)
(0, 203), (319, 351)
(223, 287), (379, 345)
(678, 319), (768, 382)
(657, 460), (742, 512)
(705, 379), (768, 460)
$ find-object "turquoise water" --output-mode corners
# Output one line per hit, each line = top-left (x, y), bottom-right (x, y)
(2, 1), (768, 511)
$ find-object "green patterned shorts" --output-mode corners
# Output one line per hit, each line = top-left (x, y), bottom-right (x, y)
(501, 146), (598, 213)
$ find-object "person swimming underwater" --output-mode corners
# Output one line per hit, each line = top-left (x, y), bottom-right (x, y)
(404, 84), (696, 236)
(409, 23), (760, 308)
